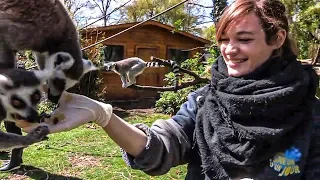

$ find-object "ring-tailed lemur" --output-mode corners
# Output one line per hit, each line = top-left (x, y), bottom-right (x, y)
(0, 0), (97, 103)
(0, 68), (50, 151)
(104, 57), (180, 89)
(0, 68), (51, 123)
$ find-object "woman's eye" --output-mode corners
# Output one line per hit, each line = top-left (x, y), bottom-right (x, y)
(239, 39), (253, 43)
(219, 38), (229, 43)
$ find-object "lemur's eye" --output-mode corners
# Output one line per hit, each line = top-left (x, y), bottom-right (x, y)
(31, 90), (41, 104)
(11, 95), (26, 109)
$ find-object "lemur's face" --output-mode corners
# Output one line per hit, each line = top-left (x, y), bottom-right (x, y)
(103, 62), (116, 71)
(0, 69), (51, 123)
(44, 52), (97, 103)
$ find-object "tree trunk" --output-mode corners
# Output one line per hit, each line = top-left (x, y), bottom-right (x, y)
(312, 46), (320, 65)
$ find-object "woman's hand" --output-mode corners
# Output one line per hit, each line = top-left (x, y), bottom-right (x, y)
(20, 92), (113, 133)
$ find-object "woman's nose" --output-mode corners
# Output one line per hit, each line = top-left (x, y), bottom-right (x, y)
(224, 43), (239, 55)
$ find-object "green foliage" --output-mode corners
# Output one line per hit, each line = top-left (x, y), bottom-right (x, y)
(22, 51), (37, 68)
(294, 3), (320, 58)
(210, 0), (228, 23)
(201, 25), (217, 43)
(37, 99), (56, 114)
(155, 87), (195, 115)
(281, 0), (319, 58)
(156, 47), (218, 114)
(121, 0), (201, 34)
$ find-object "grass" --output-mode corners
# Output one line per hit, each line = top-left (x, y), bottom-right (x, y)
(0, 112), (187, 180)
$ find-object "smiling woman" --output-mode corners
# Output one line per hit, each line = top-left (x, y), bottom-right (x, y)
(218, 12), (283, 76)
(215, 0), (293, 77)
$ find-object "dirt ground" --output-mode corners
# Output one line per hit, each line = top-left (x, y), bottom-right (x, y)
(110, 98), (157, 118)
(113, 106), (155, 118)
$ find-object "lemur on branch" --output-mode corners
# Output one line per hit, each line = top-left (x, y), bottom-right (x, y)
(104, 57), (180, 89)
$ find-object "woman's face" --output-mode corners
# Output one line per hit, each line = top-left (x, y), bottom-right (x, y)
(219, 12), (278, 77)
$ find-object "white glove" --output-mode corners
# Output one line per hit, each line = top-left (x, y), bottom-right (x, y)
(41, 92), (112, 133)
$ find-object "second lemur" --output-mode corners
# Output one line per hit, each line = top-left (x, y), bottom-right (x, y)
(104, 57), (180, 89)
(0, 68), (50, 151)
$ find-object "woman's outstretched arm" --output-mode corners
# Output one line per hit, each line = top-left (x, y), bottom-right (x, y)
(102, 113), (147, 157)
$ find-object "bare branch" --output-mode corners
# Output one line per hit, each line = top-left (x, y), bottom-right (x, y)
(92, 0), (104, 15)
(187, 2), (214, 8)
(193, 20), (215, 26)
(128, 78), (209, 91)
(80, 0), (131, 30)
(181, 45), (217, 52)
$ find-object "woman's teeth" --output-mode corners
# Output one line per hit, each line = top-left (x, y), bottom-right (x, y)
(231, 59), (247, 63)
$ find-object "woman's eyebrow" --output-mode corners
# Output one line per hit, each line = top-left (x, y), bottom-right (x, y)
(236, 31), (255, 35)
(221, 31), (256, 36)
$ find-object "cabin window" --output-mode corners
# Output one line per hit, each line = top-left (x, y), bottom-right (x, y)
(167, 48), (189, 64)
(103, 45), (124, 62)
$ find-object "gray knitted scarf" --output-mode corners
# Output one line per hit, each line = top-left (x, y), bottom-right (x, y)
(195, 51), (318, 179)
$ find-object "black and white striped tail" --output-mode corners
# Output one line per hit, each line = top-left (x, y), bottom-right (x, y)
(145, 62), (163, 67)
(146, 60), (180, 91)
(168, 60), (180, 92)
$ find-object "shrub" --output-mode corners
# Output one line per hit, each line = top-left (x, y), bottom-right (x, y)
(155, 47), (218, 114)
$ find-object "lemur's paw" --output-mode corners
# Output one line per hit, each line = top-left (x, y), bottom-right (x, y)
(25, 125), (49, 145)
(122, 83), (134, 88)
(122, 84), (128, 88)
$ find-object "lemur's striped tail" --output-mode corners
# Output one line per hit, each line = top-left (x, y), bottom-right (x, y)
(168, 60), (180, 92)
(146, 60), (180, 91)
(145, 62), (164, 67)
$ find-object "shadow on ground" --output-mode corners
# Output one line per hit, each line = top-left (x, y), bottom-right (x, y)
(0, 151), (82, 180)
(11, 165), (83, 180)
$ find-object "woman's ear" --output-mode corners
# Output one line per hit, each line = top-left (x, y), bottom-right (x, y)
(274, 29), (287, 48)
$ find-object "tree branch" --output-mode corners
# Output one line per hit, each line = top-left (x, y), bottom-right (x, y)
(127, 56), (210, 91)
(187, 2), (214, 8)
(129, 78), (209, 91)
(181, 44), (217, 52)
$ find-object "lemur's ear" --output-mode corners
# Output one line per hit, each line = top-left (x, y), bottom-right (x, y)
(82, 59), (97, 74)
(45, 52), (75, 71)
(55, 52), (75, 70)
(0, 74), (13, 95)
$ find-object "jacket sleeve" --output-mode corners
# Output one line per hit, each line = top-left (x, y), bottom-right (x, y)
(121, 85), (209, 176)
(302, 100), (320, 179)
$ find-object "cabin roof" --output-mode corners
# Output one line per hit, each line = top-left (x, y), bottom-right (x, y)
(82, 20), (211, 44)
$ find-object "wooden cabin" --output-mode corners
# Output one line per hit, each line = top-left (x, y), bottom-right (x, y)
(82, 20), (211, 101)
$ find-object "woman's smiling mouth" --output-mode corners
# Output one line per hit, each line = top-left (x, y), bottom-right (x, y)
(227, 59), (248, 66)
